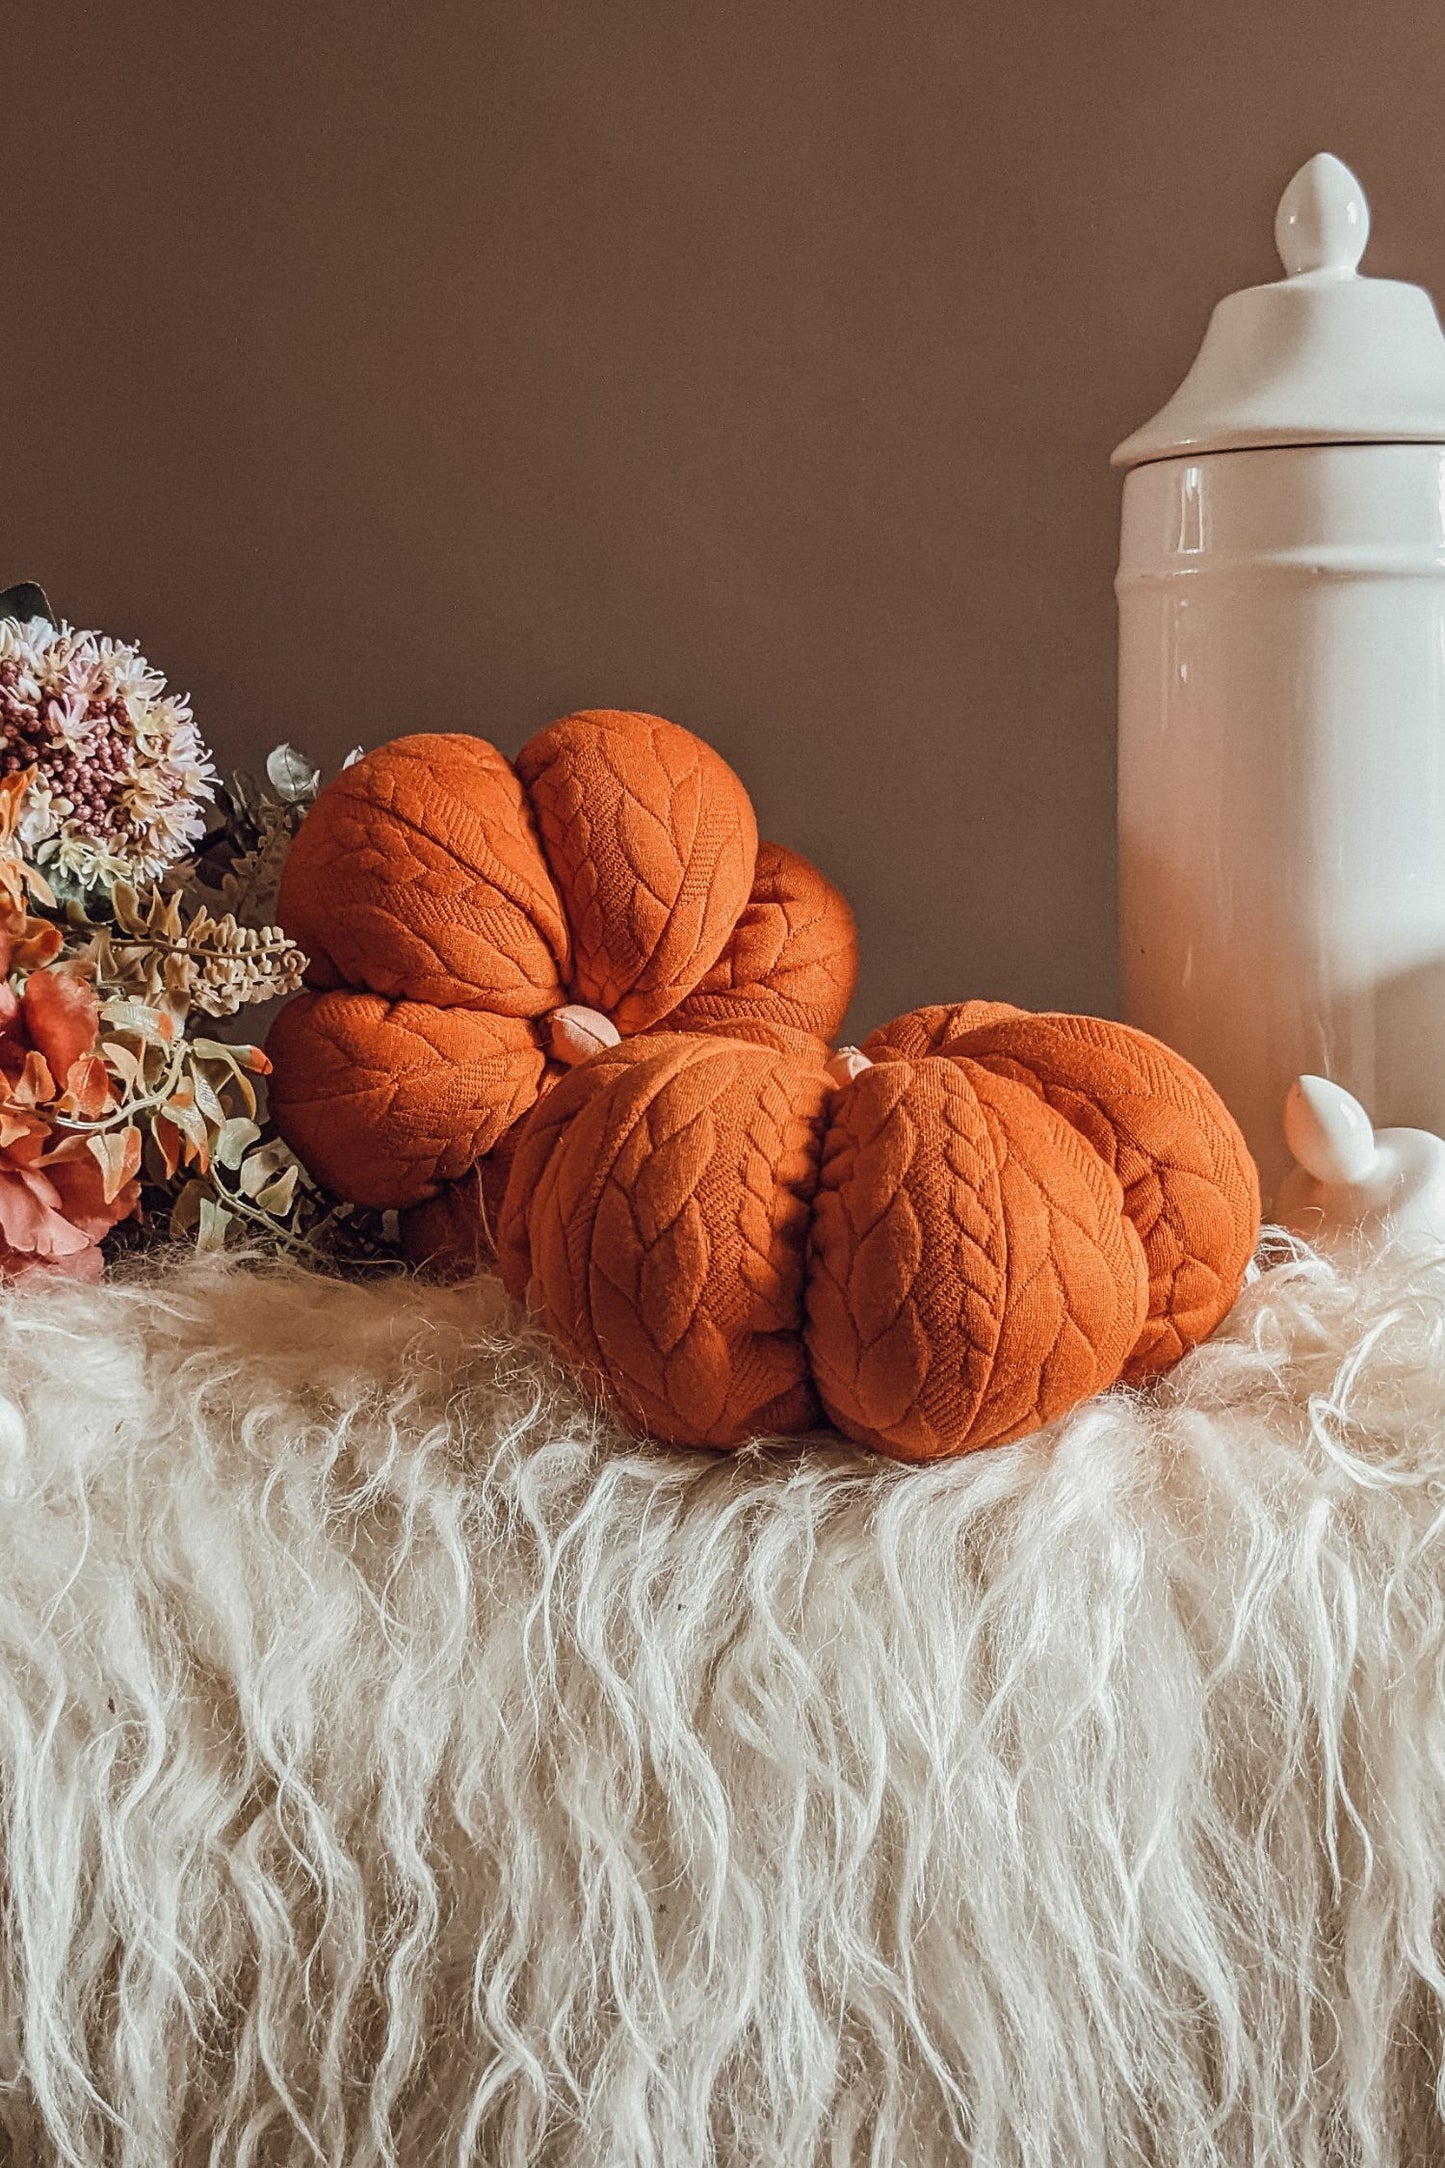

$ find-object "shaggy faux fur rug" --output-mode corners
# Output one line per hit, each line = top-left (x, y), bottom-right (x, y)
(1, 1243), (1444, 2166)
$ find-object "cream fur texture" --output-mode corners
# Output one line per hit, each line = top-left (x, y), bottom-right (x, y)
(0, 1241), (1444, 2165)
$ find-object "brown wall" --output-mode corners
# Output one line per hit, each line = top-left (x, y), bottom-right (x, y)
(4, 0), (1444, 1035)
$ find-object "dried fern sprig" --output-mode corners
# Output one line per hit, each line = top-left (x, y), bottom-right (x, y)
(89, 883), (307, 1018)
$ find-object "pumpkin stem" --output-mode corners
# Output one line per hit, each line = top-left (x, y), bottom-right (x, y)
(549, 1004), (622, 1067)
(825, 1045), (872, 1088)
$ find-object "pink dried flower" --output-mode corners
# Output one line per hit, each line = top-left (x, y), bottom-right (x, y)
(0, 616), (216, 893)
(0, 967), (140, 1283)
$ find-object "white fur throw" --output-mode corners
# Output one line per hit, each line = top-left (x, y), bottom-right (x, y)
(1, 1242), (1444, 2165)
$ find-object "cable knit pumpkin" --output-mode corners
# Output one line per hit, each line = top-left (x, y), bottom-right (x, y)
(268, 710), (1259, 1459)
(267, 711), (857, 1210)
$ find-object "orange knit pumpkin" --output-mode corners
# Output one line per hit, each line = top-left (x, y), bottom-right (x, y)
(267, 711), (857, 1209)
(267, 710), (1259, 1459)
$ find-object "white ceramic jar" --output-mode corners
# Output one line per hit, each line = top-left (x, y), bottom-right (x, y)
(1115, 156), (1445, 1202)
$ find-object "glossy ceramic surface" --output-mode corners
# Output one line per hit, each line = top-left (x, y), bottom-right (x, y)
(1277, 1074), (1445, 1248)
(1118, 441), (1445, 1200)
(1113, 154), (1445, 468)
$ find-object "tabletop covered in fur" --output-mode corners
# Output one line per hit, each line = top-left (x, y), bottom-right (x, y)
(1, 1243), (1443, 2165)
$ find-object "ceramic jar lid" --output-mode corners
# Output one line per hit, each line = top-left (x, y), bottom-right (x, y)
(1113, 154), (1445, 470)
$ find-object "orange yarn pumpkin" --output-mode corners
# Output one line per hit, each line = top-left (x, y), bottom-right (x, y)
(494, 1004), (1257, 1455)
(267, 711), (856, 1209)
(267, 710), (1259, 1459)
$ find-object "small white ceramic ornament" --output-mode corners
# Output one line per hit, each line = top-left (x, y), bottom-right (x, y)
(1115, 154), (1445, 1204)
(1277, 1074), (1445, 1247)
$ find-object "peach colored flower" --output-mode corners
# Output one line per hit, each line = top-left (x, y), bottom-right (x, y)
(0, 962), (140, 1284)
(0, 771), (62, 976)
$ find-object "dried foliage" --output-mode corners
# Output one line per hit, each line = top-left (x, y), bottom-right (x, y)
(0, 612), (215, 894)
(191, 740), (359, 928)
(0, 589), (396, 1278)
(90, 884), (307, 1017)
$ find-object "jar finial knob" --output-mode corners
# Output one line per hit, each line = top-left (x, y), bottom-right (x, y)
(1275, 152), (1369, 279)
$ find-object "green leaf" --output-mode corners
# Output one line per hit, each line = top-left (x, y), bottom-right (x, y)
(0, 581), (55, 626)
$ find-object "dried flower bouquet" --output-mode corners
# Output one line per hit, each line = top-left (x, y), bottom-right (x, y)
(0, 583), (396, 1281)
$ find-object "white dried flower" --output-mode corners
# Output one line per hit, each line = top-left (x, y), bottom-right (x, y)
(0, 616), (216, 892)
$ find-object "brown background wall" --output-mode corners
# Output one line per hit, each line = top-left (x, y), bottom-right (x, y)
(4, 0), (1443, 1035)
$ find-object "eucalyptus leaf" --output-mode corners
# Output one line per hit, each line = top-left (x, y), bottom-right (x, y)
(0, 581), (55, 627)
(265, 744), (321, 804)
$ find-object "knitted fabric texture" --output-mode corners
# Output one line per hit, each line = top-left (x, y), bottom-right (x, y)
(267, 711), (1258, 1457)
(497, 1005), (1258, 1456)
(267, 712), (856, 1208)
